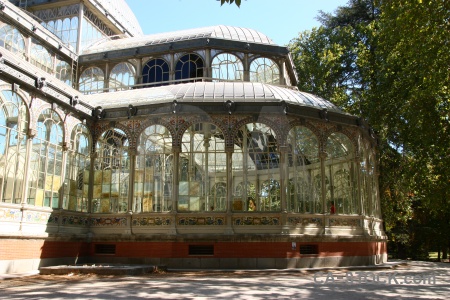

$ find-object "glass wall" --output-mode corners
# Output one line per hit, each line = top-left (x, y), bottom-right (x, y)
(0, 91), (28, 204)
(109, 62), (136, 91)
(55, 58), (72, 86)
(142, 58), (170, 86)
(63, 124), (91, 211)
(179, 123), (226, 212)
(30, 39), (54, 74)
(93, 128), (129, 213)
(232, 123), (280, 212)
(211, 53), (243, 81)
(249, 57), (279, 84)
(326, 132), (358, 214)
(135, 125), (172, 212)
(287, 126), (320, 213)
(175, 54), (204, 82)
(28, 109), (64, 208)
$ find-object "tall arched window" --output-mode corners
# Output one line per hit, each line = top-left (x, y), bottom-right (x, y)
(232, 123), (280, 212)
(326, 132), (357, 214)
(135, 125), (172, 213)
(175, 53), (204, 82)
(93, 128), (130, 213)
(55, 58), (72, 86)
(249, 57), (279, 84)
(287, 126), (320, 213)
(28, 109), (64, 208)
(369, 151), (379, 217)
(79, 67), (104, 94)
(109, 62), (136, 91)
(211, 53), (243, 81)
(0, 24), (26, 59)
(142, 58), (169, 86)
(30, 39), (53, 73)
(63, 124), (91, 212)
(179, 123), (226, 212)
(359, 140), (369, 215)
(0, 90), (28, 204)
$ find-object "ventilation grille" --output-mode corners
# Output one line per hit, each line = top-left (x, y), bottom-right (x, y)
(189, 245), (214, 256)
(95, 244), (116, 255)
(299, 245), (318, 255)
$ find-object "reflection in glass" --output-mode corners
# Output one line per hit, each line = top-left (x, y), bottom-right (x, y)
(179, 123), (226, 212)
(109, 62), (136, 91)
(0, 91), (28, 204)
(135, 125), (172, 212)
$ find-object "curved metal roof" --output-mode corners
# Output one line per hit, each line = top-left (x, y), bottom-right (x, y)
(84, 82), (343, 113)
(92, 0), (143, 36)
(82, 25), (275, 54)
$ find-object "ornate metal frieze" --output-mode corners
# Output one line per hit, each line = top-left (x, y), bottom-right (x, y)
(90, 217), (128, 226)
(61, 215), (89, 227)
(132, 217), (172, 226)
(288, 217), (323, 226)
(177, 216), (225, 226)
(233, 216), (280, 226)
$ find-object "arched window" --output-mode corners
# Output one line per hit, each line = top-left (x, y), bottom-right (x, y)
(28, 109), (64, 208)
(326, 132), (357, 214)
(359, 141), (369, 215)
(109, 62), (136, 91)
(135, 125), (172, 212)
(249, 57), (279, 84)
(79, 67), (104, 94)
(0, 90), (28, 204)
(232, 123), (280, 212)
(179, 123), (226, 212)
(211, 53), (243, 81)
(175, 53), (204, 82)
(0, 24), (26, 59)
(93, 128), (130, 213)
(287, 126), (320, 213)
(142, 58), (169, 86)
(30, 39), (53, 73)
(210, 182), (227, 211)
(55, 58), (72, 86)
(63, 124), (91, 212)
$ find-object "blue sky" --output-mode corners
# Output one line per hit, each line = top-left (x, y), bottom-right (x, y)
(126, 0), (349, 46)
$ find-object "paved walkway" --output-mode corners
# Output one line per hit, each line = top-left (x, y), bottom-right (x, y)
(0, 261), (449, 299)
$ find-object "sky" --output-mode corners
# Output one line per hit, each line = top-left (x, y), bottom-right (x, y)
(125, 0), (349, 46)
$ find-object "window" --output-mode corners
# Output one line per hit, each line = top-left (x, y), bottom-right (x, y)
(211, 53), (243, 81)
(28, 109), (64, 208)
(30, 39), (53, 73)
(142, 58), (169, 86)
(63, 124), (91, 212)
(0, 91), (28, 204)
(179, 123), (226, 212)
(175, 53), (204, 82)
(250, 57), (279, 84)
(79, 67), (104, 94)
(55, 58), (72, 86)
(109, 62), (136, 91)
(287, 126), (320, 213)
(93, 128), (129, 213)
(135, 125), (172, 212)
(0, 24), (26, 59)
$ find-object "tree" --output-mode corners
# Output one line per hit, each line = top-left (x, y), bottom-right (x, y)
(219, 0), (242, 7)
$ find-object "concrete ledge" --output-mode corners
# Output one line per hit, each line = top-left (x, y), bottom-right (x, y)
(39, 264), (165, 275)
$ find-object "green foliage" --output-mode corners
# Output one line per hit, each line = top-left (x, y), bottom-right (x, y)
(220, 0), (241, 7)
(289, 0), (450, 259)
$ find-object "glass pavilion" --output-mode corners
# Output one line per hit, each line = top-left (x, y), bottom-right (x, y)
(0, 0), (386, 272)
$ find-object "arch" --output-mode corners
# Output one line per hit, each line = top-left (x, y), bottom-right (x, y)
(142, 58), (170, 86)
(249, 57), (279, 84)
(0, 90), (29, 204)
(79, 67), (105, 94)
(63, 123), (91, 211)
(109, 62), (136, 91)
(175, 53), (204, 81)
(211, 52), (243, 81)
(93, 127), (130, 213)
(30, 39), (53, 73)
(28, 108), (64, 208)
(178, 122), (226, 212)
(135, 124), (173, 213)
(0, 24), (26, 59)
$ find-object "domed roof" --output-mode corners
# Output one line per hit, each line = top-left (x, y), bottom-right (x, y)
(82, 25), (275, 54)
(84, 81), (343, 113)
(94, 0), (143, 36)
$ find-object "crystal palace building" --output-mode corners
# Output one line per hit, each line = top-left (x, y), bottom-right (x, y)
(0, 0), (386, 273)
